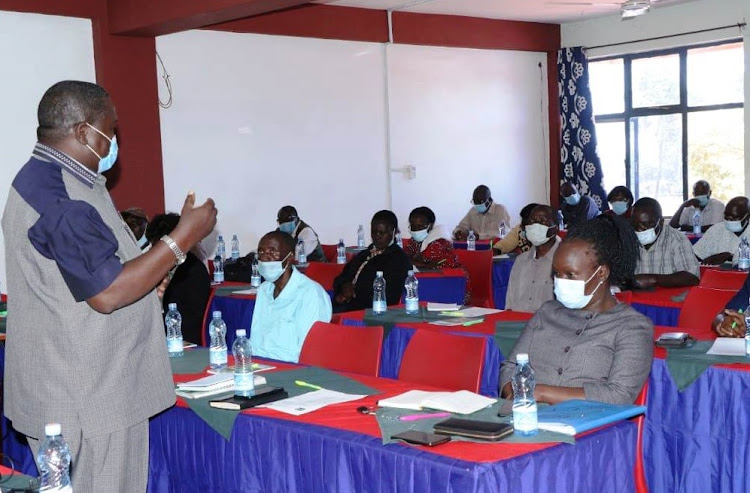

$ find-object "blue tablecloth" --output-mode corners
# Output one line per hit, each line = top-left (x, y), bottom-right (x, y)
(342, 321), (501, 397)
(492, 258), (515, 310)
(147, 405), (637, 493)
(631, 303), (681, 327)
(644, 359), (750, 492)
(417, 274), (467, 305)
(204, 296), (256, 349)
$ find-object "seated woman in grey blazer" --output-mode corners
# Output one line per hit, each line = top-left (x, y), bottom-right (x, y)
(500, 215), (653, 405)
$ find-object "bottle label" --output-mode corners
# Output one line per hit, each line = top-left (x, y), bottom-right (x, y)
(745, 335), (750, 357)
(512, 402), (538, 433)
(234, 372), (255, 394)
(167, 338), (183, 353)
(405, 298), (419, 313)
(210, 348), (227, 366)
(214, 272), (224, 283)
(739, 259), (750, 271)
(337, 256), (346, 264)
(251, 275), (261, 287)
(372, 300), (387, 313)
(232, 252), (239, 260)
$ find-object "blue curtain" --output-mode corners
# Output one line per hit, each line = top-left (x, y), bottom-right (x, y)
(558, 47), (608, 210)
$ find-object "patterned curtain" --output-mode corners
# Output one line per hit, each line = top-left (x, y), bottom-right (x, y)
(558, 47), (607, 210)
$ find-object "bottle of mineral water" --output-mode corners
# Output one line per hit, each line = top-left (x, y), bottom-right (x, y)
(512, 353), (538, 436)
(209, 311), (228, 370)
(738, 237), (750, 271)
(744, 298), (750, 358)
(231, 234), (240, 260)
(404, 270), (419, 315)
(692, 210), (702, 235)
(336, 238), (346, 264)
(467, 230), (477, 251)
(233, 329), (254, 397)
(216, 235), (226, 260)
(296, 239), (307, 266)
(499, 221), (508, 239)
(37, 423), (72, 493)
(250, 257), (261, 287)
(557, 210), (565, 231)
(357, 224), (366, 249)
(165, 303), (183, 358)
(372, 271), (387, 314)
(213, 254), (224, 283)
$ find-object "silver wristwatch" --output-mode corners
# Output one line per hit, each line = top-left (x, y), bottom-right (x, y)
(160, 235), (187, 265)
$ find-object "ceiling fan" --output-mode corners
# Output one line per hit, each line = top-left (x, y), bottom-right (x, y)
(546, 0), (655, 19)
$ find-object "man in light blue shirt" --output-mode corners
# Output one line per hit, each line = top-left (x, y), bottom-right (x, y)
(251, 231), (332, 362)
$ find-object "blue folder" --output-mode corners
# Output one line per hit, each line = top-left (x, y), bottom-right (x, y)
(536, 399), (647, 436)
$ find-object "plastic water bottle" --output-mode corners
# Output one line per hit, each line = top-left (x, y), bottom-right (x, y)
(165, 303), (183, 358)
(692, 210), (702, 235)
(336, 238), (346, 264)
(36, 423), (72, 493)
(217, 235), (226, 260)
(511, 353), (538, 436)
(372, 271), (387, 314)
(395, 229), (403, 248)
(467, 230), (477, 251)
(404, 270), (419, 315)
(357, 224), (366, 249)
(499, 221), (507, 239)
(738, 237), (750, 271)
(744, 298), (750, 358)
(233, 329), (254, 397)
(250, 257), (261, 287)
(557, 210), (565, 231)
(296, 239), (307, 266)
(213, 254), (224, 283)
(231, 234), (240, 260)
(209, 311), (228, 370)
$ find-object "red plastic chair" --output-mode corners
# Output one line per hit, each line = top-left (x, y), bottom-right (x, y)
(321, 244), (338, 263)
(633, 381), (649, 493)
(304, 262), (345, 291)
(454, 249), (494, 307)
(398, 331), (486, 392)
(676, 287), (735, 337)
(699, 269), (747, 291)
(298, 322), (383, 376)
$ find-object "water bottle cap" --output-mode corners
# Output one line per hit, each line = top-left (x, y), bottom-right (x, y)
(233, 234), (238, 239)
(516, 353), (530, 364)
(376, 271), (384, 277)
(218, 235), (223, 240)
(45, 423), (62, 436)
(236, 329), (246, 337)
(213, 311), (222, 318)
(168, 303), (177, 311)
(407, 270), (414, 276)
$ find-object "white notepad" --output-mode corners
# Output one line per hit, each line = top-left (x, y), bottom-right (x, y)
(706, 337), (746, 356)
(378, 390), (496, 415)
(175, 373), (267, 399)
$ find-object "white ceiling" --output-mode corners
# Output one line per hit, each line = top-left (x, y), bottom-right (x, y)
(317, 0), (701, 24)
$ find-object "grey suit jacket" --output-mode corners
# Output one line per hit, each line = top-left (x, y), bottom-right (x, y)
(500, 300), (653, 404)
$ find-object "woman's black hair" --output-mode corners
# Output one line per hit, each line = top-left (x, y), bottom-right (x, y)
(371, 210), (398, 230)
(565, 215), (639, 286)
(145, 213), (180, 244)
(607, 186), (634, 206)
(520, 203), (540, 222)
(409, 206), (436, 224)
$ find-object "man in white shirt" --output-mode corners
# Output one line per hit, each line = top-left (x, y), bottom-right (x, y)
(453, 185), (511, 240)
(669, 180), (725, 232)
(693, 197), (750, 265)
(276, 205), (326, 262)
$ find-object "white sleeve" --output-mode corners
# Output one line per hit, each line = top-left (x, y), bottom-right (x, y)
(299, 227), (319, 256)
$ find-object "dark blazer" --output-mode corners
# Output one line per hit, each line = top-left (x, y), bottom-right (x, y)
(163, 252), (211, 344)
(332, 244), (412, 312)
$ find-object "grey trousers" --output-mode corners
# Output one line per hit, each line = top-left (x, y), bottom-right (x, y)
(27, 420), (149, 493)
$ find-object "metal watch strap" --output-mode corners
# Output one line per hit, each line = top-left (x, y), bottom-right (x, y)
(160, 235), (187, 265)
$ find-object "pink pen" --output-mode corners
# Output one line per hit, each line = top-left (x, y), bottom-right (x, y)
(399, 412), (451, 422)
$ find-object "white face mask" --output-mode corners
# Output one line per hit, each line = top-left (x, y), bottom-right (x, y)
(257, 252), (291, 282)
(725, 217), (746, 233)
(635, 227), (658, 246)
(554, 266), (603, 310)
(525, 223), (551, 247)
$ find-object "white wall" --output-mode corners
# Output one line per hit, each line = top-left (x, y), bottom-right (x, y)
(0, 11), (96, 289)
(156, 30), (550, 252)
(561, 0), (750, 195)
(387, 44), (550, 232)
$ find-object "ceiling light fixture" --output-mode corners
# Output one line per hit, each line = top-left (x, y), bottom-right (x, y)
(621, 0), (651, 19)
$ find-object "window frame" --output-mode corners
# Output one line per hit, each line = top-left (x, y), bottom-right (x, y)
(591, 39), (744, 201)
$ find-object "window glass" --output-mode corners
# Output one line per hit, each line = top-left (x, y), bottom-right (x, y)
(688, 43), (744, 107)
(589, 59), (625, 114)
(632, 54), (680, 108)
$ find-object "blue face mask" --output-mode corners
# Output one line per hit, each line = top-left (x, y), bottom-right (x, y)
(278, 220), (296, 234)
(474, 202), (489, 214)
(610, 201), (629, 216)
(695, 195), (709, 207)
(410, 227), (430, 243)
(257, 252), (291, 282)
(565, 193), (581, 206)
(86, 123), (118, 174)
(137, 234), (148, 249)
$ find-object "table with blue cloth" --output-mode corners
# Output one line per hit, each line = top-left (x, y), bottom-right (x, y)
(492, 256), (515, 309)
(629, 287), (685, 327)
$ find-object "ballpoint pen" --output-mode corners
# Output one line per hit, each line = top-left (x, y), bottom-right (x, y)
(295, 380), (323, 391)
(399, 412), (452, 422)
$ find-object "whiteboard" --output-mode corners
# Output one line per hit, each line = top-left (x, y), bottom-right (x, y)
(0, 11), (96, 289)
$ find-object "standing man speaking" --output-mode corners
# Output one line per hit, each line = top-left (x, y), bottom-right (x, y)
(2, 81), (217, 491)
